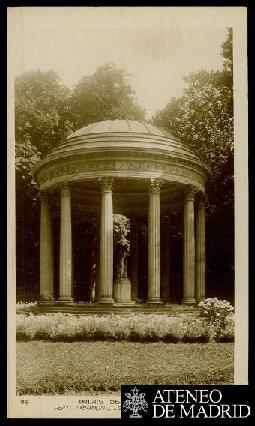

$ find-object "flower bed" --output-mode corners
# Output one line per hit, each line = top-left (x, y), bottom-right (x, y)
(16, 312), (234, 343)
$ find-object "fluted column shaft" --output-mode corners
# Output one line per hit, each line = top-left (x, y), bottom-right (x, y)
(39, 192), (54, 302)
(130, 217), (139, 301)
(161, 216), (171, 302)
(196, 195), (206, 302)
(59, 184), (73, 302)
(97, 177), (114, 303)
(182, 186), (196, 304)
(147, 179), (162, 303)
(95, 214), (101, 302)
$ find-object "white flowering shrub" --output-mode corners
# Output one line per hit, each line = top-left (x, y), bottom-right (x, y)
(16, 302), (37, 311)
(198, 298), (234, 341)
(16, 311), (234, 343)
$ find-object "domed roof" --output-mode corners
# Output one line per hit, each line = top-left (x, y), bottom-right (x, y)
(33, 119), (210, 192)
(67, 119), (175, 140)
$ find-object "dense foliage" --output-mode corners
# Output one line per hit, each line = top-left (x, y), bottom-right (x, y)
(15, 71), (74, 291)
(70, 63), (145, 128)
(15, 70), (73, 155)
(16, 311), (234, 343)
(153, 29), (234, 300)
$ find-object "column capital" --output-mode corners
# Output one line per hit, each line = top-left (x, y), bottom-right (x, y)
(98, 177), (115, 192)
(184, 185), (198, 201)
(148, 178), (164, 194)
(60, 183), (71, 198)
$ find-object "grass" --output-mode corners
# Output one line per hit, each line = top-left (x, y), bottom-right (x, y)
(17, 341), (234, 395)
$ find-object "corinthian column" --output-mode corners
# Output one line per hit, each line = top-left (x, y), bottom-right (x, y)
(97, 177), (114, 304)
(95, 213), (101, 302)
(39, 192), (54, 303)
(58, 183), (73, 302)
(182, 185), (196, 304)
(161, 215), (171, 302)
(147, 178), (163, 303)
(196, 193), (206, 302)
(130, 216), (139, 301)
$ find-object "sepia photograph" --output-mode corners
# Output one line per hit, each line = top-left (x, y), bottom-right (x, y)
(7, 6), (248, 419)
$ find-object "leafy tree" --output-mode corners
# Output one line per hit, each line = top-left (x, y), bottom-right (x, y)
(221, 28), (233, 73)
(15, 70), (73, 156)
(15, 70), (74, 295)
(15, 141), (41, 197)
(153, 29), (233, 214)
(154, 70), (233, 170)
(153, 29), (234, 301)
(70, 63), (145, 128)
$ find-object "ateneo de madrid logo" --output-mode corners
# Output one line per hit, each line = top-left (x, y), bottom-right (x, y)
(123, 387), (148, 418)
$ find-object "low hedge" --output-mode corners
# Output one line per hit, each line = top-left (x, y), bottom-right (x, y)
(16, 313), (234, 343)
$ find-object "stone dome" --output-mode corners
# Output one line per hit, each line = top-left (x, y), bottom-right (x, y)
(33, 119), (209, 194)
(38, 119), (201, 162)
(67, 119), (174, 139)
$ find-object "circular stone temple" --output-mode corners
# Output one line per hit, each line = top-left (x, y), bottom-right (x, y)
(33, 119), (210, 311)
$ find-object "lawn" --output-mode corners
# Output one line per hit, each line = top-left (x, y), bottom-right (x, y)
(17, 341), (234, 395)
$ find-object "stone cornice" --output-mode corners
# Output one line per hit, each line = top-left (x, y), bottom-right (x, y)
(34, 155), (207, 193)
(33, 147), (211, 180)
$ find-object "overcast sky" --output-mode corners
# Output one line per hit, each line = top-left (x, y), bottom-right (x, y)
(10, 7), (230, 118)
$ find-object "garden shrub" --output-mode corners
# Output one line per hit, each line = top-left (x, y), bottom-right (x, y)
(16, 311), (234, 343)
(16, 301), (37, 311)
(198, 298), (234, 341)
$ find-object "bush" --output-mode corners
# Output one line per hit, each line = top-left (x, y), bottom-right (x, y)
(16, 302), (37, 312)
(198, 298), (234, 341)
(16, 312), (234, 343)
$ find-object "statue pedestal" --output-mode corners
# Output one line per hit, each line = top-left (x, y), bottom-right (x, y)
(114, 277), (132, 303)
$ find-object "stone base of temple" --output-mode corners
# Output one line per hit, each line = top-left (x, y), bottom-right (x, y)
(164, 299), (176, 304)
(38, 298), (55, 305)
(181, 298), (197, 304)
(146, 298), (162, 304)
(114, 301), (137, 306)
(96, 298), (115, 304)
(56, 298), (74, 304)
(19, 302), (199, 316)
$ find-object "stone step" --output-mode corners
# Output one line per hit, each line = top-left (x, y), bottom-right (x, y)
(17, 303), (199, 316)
